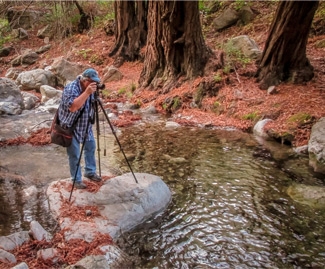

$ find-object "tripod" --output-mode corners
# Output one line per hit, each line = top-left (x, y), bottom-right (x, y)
(69, 89), (138, 201)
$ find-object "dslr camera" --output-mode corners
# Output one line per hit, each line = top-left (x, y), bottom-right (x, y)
(96, 82), (105, 90)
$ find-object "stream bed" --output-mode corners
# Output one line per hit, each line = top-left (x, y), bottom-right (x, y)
(1, 119), (325, 268)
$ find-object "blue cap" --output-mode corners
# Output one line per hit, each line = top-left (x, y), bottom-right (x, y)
(82, 68), (100, 83)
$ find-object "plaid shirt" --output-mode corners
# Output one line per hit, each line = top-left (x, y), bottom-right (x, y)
(58, 76), (94, 143)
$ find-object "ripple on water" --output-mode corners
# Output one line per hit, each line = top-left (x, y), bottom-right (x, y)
(115, 126), (325, 268)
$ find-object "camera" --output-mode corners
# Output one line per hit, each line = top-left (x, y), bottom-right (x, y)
(96, 82), (105, 90)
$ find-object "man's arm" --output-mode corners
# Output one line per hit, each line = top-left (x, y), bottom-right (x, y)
(69, 82), (97, 112)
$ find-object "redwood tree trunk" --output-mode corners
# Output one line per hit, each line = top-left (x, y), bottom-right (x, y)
(109, 0), (147, 67)
(139, 0), (211, 92)
(256, 1), (319, 90)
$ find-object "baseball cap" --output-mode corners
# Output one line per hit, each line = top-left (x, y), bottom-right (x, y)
(82, 68), (100, 83)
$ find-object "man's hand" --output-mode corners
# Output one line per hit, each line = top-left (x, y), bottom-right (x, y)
(85, 82), (97, 95)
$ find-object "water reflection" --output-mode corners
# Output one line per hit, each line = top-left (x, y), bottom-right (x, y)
(115, 124), (325, 268)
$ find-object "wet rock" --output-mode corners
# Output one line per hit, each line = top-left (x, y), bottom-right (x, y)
(0, 231), (30, 251)
(287, 184), (325, 208)
(65, 255), (110, 269)
(0, 249), (16, 264)
(253, 119), (273, 139)
(47, 173), (172, 241)
(22, 185), (38, 199)
(308, 117), (325, 174)
(30, 220), (52, 242)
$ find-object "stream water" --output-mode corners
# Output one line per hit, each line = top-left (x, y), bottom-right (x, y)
(1, 118), (325, 268)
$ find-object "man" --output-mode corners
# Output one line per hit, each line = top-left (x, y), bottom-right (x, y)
(58, 68), (102, 189)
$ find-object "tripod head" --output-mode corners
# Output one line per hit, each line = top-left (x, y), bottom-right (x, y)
(93, 82), (105, 101)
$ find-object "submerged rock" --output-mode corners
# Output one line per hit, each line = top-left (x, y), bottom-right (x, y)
(287, 184), (325, 208)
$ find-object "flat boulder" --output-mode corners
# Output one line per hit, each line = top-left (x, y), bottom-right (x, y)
(46, 173), (172, 241)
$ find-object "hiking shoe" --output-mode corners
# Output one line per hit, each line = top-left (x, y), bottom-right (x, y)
(75, 182), (87, 189)
(85, 173), (102, 182)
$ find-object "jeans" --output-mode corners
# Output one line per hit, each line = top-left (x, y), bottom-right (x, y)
(67, 136), (96, 183)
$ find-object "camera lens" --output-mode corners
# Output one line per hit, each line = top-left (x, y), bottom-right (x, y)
(96, 83), (105, 90)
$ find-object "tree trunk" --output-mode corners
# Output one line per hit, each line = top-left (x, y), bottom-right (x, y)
(256, 1), (319, 90)
(109, 0), (147, 67)
(73, 0), (92, 33)
(139, 0), (211, 92)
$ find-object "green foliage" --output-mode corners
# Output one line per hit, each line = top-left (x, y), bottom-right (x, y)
(162, 96), (182, 112)
(172, 97), (181, 110)
(287, 112), (312, 125)
(162, 103), (168, 110)
(213, 101), (220, 108)
(234, 0), (247, 11)
(198, 0), (210, 13)
(315, 1), (325, 19)
(118, 87), (126, 96)
(90, 54), (104, 65)
(242, 111), (259, 121)
(77, 48), (93, 59)
(0, 18), (13, 47)
(214, 71), (222, 82)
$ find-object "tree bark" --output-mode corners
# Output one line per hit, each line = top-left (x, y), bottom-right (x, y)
(139, 0), (211, 92)
(256, 1), (319, 90)
(73, 0), (92, 33)
(109, 0), (147, 67)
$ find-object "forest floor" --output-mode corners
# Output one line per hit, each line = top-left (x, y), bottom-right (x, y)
(0, 2), (325, 149)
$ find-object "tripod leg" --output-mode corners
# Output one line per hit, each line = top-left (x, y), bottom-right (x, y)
(69, 118), (92, 202)
(94, 100), (101, 177)
(69, 140), (87, 201)
(96, 98), (138, 184)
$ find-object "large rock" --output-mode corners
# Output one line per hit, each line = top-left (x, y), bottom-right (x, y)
(46, 173), (172, 241)
(308, 117), (325, 174)
(16, 69), (57, 91)
(40, 85), (62, 103)
(50, 57), (90, 86)
(227, 35), (262, 60)
(212, 7), (239, 31)
(6, 7), (43, 29)
(0, 77), (24, 115)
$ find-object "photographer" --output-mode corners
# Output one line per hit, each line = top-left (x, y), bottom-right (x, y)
(58, 68), (102, 189)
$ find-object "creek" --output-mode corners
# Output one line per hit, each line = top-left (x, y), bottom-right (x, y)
(1, 116), (325, 268)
